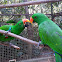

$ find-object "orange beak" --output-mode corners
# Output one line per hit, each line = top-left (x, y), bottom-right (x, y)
(30, 17), (33, 24)
(22, 19), (30, 25)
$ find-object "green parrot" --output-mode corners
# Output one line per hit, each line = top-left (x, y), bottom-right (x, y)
(0, 19), (30, 49)
(30, 13), (62, 62)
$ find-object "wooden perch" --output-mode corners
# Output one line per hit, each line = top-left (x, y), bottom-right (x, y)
(0, 0), (60, 8)
(0, 30), (40, 46)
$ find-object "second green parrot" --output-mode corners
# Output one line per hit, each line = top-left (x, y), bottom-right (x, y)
(0, 19), (30, 49)
(30, 13), (62, 62)
(0, 19), (30, 42)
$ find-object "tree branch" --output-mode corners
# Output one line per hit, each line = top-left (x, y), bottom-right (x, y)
(0, 12), (62, 16)
(0, 30), (39, 46)
(0, 0), (61, 8)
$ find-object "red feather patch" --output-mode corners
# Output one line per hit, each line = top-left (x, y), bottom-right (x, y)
(5, 37), (8, 38)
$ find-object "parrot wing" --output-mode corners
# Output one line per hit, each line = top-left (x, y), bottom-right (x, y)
(0, 25), (12, 31)
(38, 21), (62, 54)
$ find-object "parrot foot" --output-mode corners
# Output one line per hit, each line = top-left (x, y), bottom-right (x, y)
(3, 31), (8, 35)
(3, 31), (9, 38)
(5, 31), (9, 34)
(35, 41), (44, 49)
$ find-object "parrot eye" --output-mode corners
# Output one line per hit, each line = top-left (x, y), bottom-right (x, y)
(35, 17), (37, 18)
(19, 23), (21, 25)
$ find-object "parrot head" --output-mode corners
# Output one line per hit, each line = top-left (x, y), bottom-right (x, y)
(15, 19), (30, 29)
(14, 19), (30, 34)
(23, 19), (30, 27)
(30, 13), (50, 24)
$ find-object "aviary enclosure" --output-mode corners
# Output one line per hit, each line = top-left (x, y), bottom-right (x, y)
(0, 0), (62, 62)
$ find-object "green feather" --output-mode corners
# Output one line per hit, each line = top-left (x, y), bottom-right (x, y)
(0, 20), (25, 42)
(31, 13), (62, 62)
(55, 52), (62, 62)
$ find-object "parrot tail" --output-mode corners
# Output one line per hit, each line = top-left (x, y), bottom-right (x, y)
(55, 52), (62, 62)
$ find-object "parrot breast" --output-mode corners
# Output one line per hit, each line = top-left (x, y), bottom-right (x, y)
(38, 21), (62, 54)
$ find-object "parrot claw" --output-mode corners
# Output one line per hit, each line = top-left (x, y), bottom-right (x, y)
(3, 31), (10, 38)
(36, 41), (44, 49)
(5, 31), (9, 34)
(37, 41), (41, 47)
(3, 31), (9, 36)
(3, 31), (8, 35)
